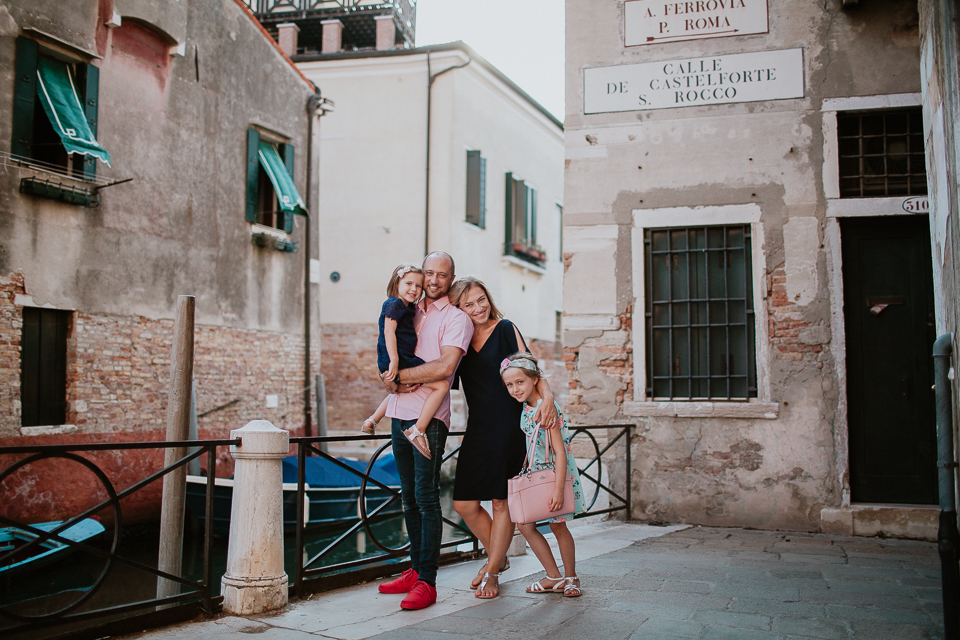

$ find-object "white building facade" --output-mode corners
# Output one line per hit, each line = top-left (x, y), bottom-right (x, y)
(298, 43), (565, 432)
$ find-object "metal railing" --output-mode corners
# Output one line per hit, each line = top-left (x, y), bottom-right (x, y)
(290, 423), (632, 595)
(0, 422), (632, 634)
(0, 438), (237, 639)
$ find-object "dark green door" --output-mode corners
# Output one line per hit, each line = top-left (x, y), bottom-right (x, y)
(841, 216), (937, 504)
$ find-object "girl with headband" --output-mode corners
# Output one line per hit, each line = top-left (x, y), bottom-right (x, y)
(500, 352), (585, 598)
(360, 263), (448, 459)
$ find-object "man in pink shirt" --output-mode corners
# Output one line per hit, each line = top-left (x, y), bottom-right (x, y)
(376, 251), (473, 610)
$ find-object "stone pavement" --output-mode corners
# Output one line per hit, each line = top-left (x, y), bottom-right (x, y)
(124, 523), (945, 640)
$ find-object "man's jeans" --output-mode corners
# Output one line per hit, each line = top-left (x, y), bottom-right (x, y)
(391, 417), (448, 586)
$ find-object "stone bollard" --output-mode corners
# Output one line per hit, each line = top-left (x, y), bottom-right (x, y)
(221, 420), (289, 615)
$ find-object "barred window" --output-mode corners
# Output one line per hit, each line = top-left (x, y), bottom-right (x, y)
(645, 225), (757, 400)
(837, 108), (927, 198)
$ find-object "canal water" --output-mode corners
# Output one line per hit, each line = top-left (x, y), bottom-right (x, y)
(0, 487), (467, 635)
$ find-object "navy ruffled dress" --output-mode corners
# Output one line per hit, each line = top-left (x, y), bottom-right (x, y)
(377, 297), (425, 374)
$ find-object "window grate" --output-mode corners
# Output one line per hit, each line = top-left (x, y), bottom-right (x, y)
(644, 225), (757, 400)
(837, 108), (927, 198)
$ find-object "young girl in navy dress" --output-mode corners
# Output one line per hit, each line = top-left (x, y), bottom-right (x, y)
(500, 352), (585, 597)
(360, 263), (448, 459)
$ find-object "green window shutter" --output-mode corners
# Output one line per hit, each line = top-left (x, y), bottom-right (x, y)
(513, 178), (527, 245)
(81, 64), (100, 181)
(12, 36), (38, 159)
(479, 156), (486, 229)
(529, 187), (537, 245)
(282, 143), (295, 233)
(466, 150), (481, 226)
(504, 172), (513, 247)
(246, 128), (260, 223)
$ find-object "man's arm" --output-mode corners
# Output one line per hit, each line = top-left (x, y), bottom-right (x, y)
(396, 345), (463, 385)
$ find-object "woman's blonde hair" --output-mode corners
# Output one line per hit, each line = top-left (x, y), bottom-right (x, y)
(386, 263), (423, 299)
(449, 277), (503, 321)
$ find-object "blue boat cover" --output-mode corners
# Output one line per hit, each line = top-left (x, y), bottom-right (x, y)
(281, 454), (400, 488)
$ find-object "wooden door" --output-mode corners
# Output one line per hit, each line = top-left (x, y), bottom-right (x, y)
(841, 216), (937, 504)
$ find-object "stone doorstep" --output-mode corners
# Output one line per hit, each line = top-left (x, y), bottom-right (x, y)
(820, 504), (938, 541)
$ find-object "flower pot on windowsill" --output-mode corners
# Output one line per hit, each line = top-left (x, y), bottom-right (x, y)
(510, 243), (546, 266)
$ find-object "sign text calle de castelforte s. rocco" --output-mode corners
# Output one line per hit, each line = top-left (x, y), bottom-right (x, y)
(625, 0), (769, 46)
(583, 48), (804, 114)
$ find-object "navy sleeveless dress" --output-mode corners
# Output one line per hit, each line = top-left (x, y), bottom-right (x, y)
(376, 297), (425, 374)
(452, 319), (528, 501)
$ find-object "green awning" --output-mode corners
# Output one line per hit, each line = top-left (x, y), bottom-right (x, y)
(36, 57), (111, 166)
(258, 141), (305, 215)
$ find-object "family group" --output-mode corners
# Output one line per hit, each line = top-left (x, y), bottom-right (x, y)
(359, 251), (587, 610)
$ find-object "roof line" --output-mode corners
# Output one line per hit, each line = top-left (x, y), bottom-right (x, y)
(231, 0), (316, 92)
(293, 41), (562, 130)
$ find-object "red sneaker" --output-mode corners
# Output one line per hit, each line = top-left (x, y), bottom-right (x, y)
(378, 568), (419, 594)
(400, 581), (437, 610)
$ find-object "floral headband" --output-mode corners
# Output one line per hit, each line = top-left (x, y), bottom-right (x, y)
(396, 265), (420, 279)
(500, 357), (539, 376)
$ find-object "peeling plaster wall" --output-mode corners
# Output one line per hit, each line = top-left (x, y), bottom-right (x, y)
(565, 0), (921, 531)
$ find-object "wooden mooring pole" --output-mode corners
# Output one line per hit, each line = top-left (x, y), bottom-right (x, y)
(157, 295), (195, 602)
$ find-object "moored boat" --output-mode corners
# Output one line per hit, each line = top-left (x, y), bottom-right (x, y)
(0, 519), (106, 578)
(185, 453), (402, 534)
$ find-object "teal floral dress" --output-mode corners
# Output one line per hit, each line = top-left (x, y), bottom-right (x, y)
(520, 399), (587, 522)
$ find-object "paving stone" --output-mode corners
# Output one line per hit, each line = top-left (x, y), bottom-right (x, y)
(547, 607), (645, 640)
(621, 589), (732, 611)
(802, 590), (925, 610)
(692, 609), (772, 630)
(635, 616), (705, 637)
(698, 625), (784, 640)
(711, 582), (801, 601)
(367, 628), (474, 640)
(771, 615), (850, 639)
(505, 600), (585, 625)
(607, 600), (695, 620)
(447, 596), (532, 619)
(727, 596), (826, 618)
(824, 604), (933, 624)
(849, 620), (942, 639)
(658, 579), (715, 594)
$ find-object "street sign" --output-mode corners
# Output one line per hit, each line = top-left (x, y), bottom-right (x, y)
(583, 48), (804, 114)
(625, 0), (769, 47)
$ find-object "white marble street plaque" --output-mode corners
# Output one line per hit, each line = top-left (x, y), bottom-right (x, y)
(583, 48), (804, 114)
(625, 0), (769, 46)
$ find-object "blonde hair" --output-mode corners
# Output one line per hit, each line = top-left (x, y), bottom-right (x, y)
(449, 277), (503, 321)
(386, 263), (423, 299)
(500, 352), (543, 382)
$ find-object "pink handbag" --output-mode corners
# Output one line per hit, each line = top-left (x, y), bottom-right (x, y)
(507, 425), (575, 524)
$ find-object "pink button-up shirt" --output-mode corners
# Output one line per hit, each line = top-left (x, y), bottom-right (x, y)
(385, 295), (473, 427)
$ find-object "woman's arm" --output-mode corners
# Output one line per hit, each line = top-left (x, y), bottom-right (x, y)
(383, 317), (399, 382)
(548, 426), (567, 512)
(509, 324), (559, 428)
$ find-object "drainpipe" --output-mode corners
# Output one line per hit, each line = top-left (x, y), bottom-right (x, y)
(424, 49), (470, 256)
(934, 332), (959, 640)
(304, 88), (333, 438)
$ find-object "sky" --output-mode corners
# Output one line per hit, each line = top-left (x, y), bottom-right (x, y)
(414, 0), (565, 120)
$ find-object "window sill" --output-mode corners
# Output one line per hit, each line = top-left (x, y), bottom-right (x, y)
(501, 254), (546, 275)
(20, 424), (78, 436)
(622, 401), (779, 419)
(251, 224), (296, 252)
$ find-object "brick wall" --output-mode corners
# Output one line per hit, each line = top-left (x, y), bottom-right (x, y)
(767, 263), (824, 363)
(0, 270), (319, 523)
(320, 324), (568, 435)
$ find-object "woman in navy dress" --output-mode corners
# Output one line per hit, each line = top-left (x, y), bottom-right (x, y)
(449, 277), (559, 598)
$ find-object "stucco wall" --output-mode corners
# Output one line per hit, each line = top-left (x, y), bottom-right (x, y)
(565, 0), (922, 530)
(0, 0), (319, 522)
(300, 47), (564, 342)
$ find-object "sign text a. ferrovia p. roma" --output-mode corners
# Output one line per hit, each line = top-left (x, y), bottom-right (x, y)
(625, 0), (769, 46)
(583, 48), (804, 114)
